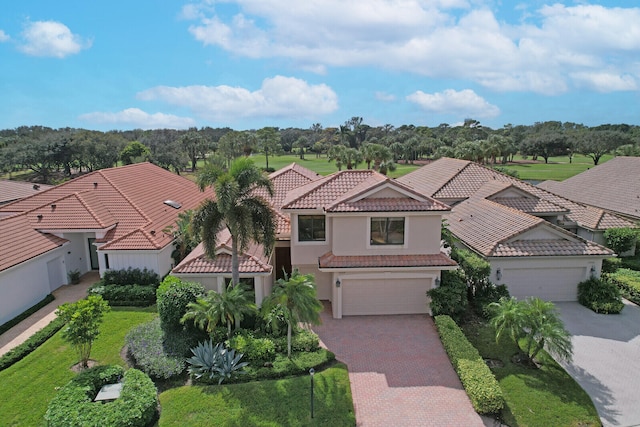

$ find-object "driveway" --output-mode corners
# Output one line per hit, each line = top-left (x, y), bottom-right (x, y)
(312, 307), (484, 427)
(555, 300), (640, 427)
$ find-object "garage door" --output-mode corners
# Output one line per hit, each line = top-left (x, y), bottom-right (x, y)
(502, 267), (586, 301)
(342, 278), (432, 316)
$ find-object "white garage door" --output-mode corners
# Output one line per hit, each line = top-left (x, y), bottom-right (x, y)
(502, 267), (586, 301)
(342, 278), (432, 316)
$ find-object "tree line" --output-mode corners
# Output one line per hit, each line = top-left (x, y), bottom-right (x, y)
(1, 119), (639, 183)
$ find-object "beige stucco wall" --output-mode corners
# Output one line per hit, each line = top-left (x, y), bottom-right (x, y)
(294, 264), (332, 300)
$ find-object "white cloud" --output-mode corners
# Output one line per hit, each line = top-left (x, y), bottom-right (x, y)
(407, 89), (500, 118)
(18, 21), (91, 58)
(79, 108), (196, 129)
(0, 30), (9, 42)
(137, 76), (338, 120)
(184, 1), (640, 95)
(570, 72), (637, 93)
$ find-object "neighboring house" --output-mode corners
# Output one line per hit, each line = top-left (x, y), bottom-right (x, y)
(398, 157), (620, 301)
(538, 156), (640, 222)
(0, 180), (53, 205)
(0, 163), (213, 325)
(173, 164), (457, 318)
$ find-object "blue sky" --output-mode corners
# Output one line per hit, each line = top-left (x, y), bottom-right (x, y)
(1, 1), (639, 131)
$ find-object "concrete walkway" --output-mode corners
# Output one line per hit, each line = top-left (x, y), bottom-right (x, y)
(0, 272), (98, 357)
(555, 300), (640, 427)
(313, 306), (484, 427)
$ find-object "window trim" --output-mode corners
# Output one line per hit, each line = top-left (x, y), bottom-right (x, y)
(297, 214), (326, 242)
(369, 216), (406, 246)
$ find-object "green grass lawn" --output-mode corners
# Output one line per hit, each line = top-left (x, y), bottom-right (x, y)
(461, 320), (600, 427)
(496, 154), (613, 182)
(158, 363), (355, 427)
(0, 307), (156, 427)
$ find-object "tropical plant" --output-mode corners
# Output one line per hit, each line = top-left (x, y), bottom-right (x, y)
(194, 157), (276, 288)
(163, 209), (199, 264)
(56, 295), (110, 368)
(182, 285), (256, 338)
(187, 340), (248, 384)
(489, 297), (573, 365)
(261, 270), (323, 358)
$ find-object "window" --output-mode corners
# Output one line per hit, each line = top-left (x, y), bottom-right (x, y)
(104, 253), (110, 269)
(298, 215), (326, 241)
(370, 217), (405, 245)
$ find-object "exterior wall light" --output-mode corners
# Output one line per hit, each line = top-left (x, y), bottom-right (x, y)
(590, 265), (597, 277)
(434, 277), (441, 287)
(335, 279), (341, 287)
(496, 268), (502, 281)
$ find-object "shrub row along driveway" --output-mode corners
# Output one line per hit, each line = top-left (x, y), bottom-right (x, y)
(555, 301), (640, 427)
(313, 309), (483, 427)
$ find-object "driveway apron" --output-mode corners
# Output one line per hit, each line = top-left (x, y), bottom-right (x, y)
(313, 308), (483, 427)
(555, 301), (640, 427)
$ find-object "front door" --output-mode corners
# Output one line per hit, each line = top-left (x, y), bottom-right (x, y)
(88, 238), (99, 270)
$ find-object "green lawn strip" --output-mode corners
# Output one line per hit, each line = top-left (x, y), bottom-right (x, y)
(158, 363), (355, 427)
(497, 154), (613, 182)
(0, 307), (156, 427)
(461, 320), (600, 427)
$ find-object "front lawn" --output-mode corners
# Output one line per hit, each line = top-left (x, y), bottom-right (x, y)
(158, 363), (355, 427)
(0, 307), (156, 426)
(461, 320), (600, 427)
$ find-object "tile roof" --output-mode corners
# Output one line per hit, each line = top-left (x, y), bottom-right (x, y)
(537, 156), (640, 221)
(0, 213), (68, 271)
(399, 157), (635, 230)
(172, 230), (272, 274)
(0, 163), (216, 271)
(448, 198), (613, 258)
(328, 197), (449, 212)
(318, 251), (457, 269)
(0, 180), (53, 205)
(491, 197), (568, 215)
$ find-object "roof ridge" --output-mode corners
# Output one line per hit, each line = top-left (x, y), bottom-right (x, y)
(434, 159), (473, 196)
(97, 169), (152, 223)
(75, 191), (110, 228)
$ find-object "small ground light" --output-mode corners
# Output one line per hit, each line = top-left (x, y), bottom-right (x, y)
(309, 368), (315, 419)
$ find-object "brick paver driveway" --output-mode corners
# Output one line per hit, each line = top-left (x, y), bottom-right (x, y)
(312, 307), (483, 427)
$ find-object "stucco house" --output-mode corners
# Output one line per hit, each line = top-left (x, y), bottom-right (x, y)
(398, 157), (622, 301)
(0, 163), (213, 325)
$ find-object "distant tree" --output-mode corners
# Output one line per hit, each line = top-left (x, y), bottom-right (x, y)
(181, 129), (207, 171)
(120, 141), (151, 165)
(217, 131), (247, 167)
(256, 127), (282, 170)
(522, 132), (568, 163)
(578, 130), (631, 165)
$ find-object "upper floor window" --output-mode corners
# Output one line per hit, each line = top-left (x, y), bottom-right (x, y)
(298, 215), (326, 241)
(370, 217), (405, 245)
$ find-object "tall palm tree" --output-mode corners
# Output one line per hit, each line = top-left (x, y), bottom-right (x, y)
(194, 157), (276, 287)
(261, 270), (323, 357)
(182, 285), (256, 339)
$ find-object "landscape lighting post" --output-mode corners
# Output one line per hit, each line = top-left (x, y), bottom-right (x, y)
(309, 368), (315, 419)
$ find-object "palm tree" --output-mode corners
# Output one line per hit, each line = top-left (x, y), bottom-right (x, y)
(182, 285), (256, 338)
(194, 157), (276, 288)
(163, 209), (199, 264)
(261, 270), (323, 357)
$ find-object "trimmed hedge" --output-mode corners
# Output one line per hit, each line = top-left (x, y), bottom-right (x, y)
(434, 315), (504, 414)
(577, 277), (624, 314)
(608, 268), (640, 305)
(428, 269), (468, 321)
(156, 276), (204, 332)
(0, 293), (54, 336)
(602, 257), (622, 274)
(102, 267), (160, 287)
(89, 284), (156, 307)
(0, 316), (66, 372)
(44, 365), (158, 427)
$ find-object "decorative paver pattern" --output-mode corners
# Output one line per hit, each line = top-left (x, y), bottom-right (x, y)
(313, 307), (483, 426)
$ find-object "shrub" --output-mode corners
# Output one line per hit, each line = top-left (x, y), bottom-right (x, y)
(102, 267), (160, 287)
(473, 284), (510, 318)
(604, 227), (638, 255)
(602, 257), (622, 274)
(89, 283), (157, 306)
(228, 333), (276, 364)
(455, 249), (491, 289)
(157, 276), (204, 332)
(434, 315), (504, 414)
(44, 365), (158, 427)
(0, 316), (66, 372)
(577, 277), (624, 314)
(428, 270), (468, 321)
(0, 293), (54, 336)
(272, 329), (320, 354)
(187, 340), (248, 385)
(608, 268), (640, 305)
(621, 256), (640, 271)
(126, 318), (186, 379)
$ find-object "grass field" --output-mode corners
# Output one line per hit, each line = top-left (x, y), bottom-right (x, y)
(494, 154), (613, 182)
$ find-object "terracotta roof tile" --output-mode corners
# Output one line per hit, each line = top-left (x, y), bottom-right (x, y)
(0, 213), (68, 271)
(318, 251), (457, 269)
(329, 197), (449, 212)
(282, 170), (376, 209)
(537, 157), (640, 221)
(493, 240), (613, 257)
(0, 180), (53, 205)
(173, 240), (272, 274)
(491, 197), (568, 214)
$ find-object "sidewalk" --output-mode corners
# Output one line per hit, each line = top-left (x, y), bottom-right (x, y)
(0, 272), (99, 357)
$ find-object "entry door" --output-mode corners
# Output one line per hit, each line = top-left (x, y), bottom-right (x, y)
(88, 238), (99, 270)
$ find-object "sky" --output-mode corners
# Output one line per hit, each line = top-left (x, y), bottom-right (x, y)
(1, 1), (639, 132)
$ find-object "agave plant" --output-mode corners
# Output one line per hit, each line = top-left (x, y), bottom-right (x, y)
(187, 339), (248, 384)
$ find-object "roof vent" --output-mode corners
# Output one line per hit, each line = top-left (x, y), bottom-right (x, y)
(33, 184), (40, 190)
(150, 230), (156, 235)
(93, 182), (98, 188)
(37, 214), (43, 221)
(51, 204), (56, 210)
(163, 200), (182, 209)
